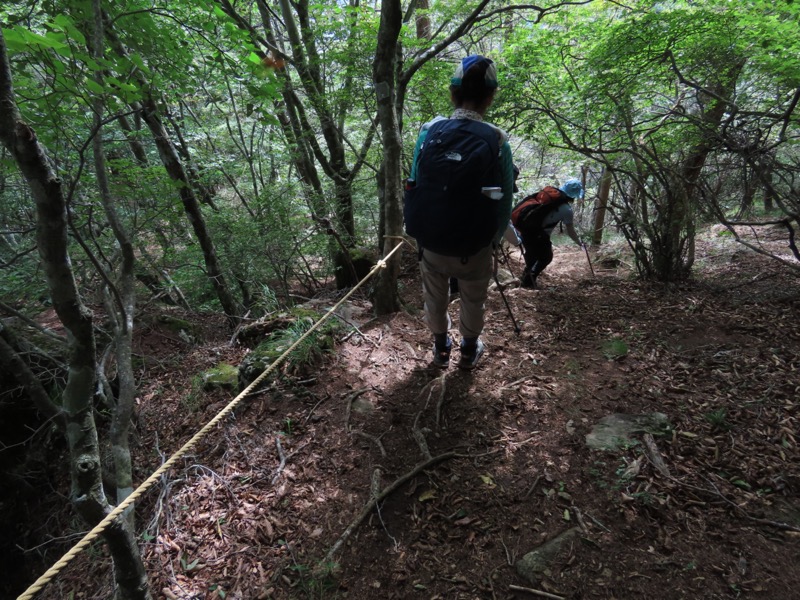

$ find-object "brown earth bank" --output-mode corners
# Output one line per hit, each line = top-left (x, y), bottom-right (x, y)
(7, 226), (800, 600)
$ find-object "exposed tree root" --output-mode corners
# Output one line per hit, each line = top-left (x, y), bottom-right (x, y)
(323, 451), (457, 563)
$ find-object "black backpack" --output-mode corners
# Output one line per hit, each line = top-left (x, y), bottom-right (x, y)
(403, 118), (502, 257)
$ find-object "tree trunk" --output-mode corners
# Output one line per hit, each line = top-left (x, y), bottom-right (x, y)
(253, 0), (327, 210)
(135, 97), (241, 323)
(0, 28), (151, 600)
(763, 179), (775, 212)
(224, 0), (365, 261)
(105, 25), (241, 324)
(275, 0), (357, 243)
(0, 324), (66, 427)
(91, 0), (137, 524)
(116, 113), (149, 166)
(592, 168), (611, 246)
(415, 0), (432, 40)
(372, 0), (404, 315)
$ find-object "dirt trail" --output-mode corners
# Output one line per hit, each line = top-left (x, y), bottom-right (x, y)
(22, 231), (800, 600)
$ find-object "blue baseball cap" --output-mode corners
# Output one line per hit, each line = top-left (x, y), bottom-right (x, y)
(451, 55), (498, 88)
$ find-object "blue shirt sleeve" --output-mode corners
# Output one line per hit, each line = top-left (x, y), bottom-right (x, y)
(409, 128), (427, 180)
(542, 203), (574, 234)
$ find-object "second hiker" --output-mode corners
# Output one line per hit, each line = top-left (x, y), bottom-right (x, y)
(404, 55), (515, 370)
(512, 179), (586, 289)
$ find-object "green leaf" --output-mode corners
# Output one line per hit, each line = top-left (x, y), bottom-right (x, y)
(107, 76), (139, 93)
(128, 53), (150, 74)
(85, 79), (105, 95)
(418, 489), (436, 502)
(1, 27), (27, 51)
(247, 52), (262, 65)
(51, 58), (67, 74)
(51, 14), (86, 45)
(3, 26), (68, 51)
(52, 15), (71, 28)
(85, 58), (104, 71)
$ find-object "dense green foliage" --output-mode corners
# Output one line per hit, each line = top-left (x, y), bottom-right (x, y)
(499, 0), (800, 279)
(2, 1), (798, 314)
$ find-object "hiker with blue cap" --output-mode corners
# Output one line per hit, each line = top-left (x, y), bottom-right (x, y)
(403, 55), (515, 370)
(514, 178), (586, 289)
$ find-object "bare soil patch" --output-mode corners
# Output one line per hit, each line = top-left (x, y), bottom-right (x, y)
(12, 227), (800, 600)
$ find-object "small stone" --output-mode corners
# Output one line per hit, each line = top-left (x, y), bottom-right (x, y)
(586, 413), (672, 450)
(515, 527), (581, 584)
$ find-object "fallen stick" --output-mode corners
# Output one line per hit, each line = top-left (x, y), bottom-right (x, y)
(343, 387), (371, 431)
(324, 451), (457, 563)
(521, 475), (541, 501)
(668, 475), (800, 533)
(352, 429), (387, 457)
(433, 374), (448, 429)
(570, 505), (589, 535)
(270, 436), (287, 484)
(643, 433), (670, 477)
(509, 584), (566, 600)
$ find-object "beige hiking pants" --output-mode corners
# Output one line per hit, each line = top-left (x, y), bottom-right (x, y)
(419, 245), (493, 340)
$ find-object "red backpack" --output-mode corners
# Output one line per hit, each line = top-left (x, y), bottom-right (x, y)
(510, 186), (567, 235)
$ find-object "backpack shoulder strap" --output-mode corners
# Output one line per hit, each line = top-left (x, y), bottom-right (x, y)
(412, 117), (447, 172)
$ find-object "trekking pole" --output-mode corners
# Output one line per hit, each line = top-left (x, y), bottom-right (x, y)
(493, 249), (521, 335)
(582, 242), (595, 276)
(500, 243), (517, 279)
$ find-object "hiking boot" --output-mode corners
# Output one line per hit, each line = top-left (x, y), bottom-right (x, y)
(432, 340), (452, 368)
(458, 339), (485, 370)
(519, 271), (537, 289)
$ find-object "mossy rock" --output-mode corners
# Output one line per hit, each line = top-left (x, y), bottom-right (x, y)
(238, 341), (289, 389)
(333, 246), (377, 289)
(235, 306), (342, 349)
(516, 527), (581, 584)
(238, 311), (343, 388)
(586, 413), (672, 451)
(201, 363), (239, 391)
(156, 314), (199, 343)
